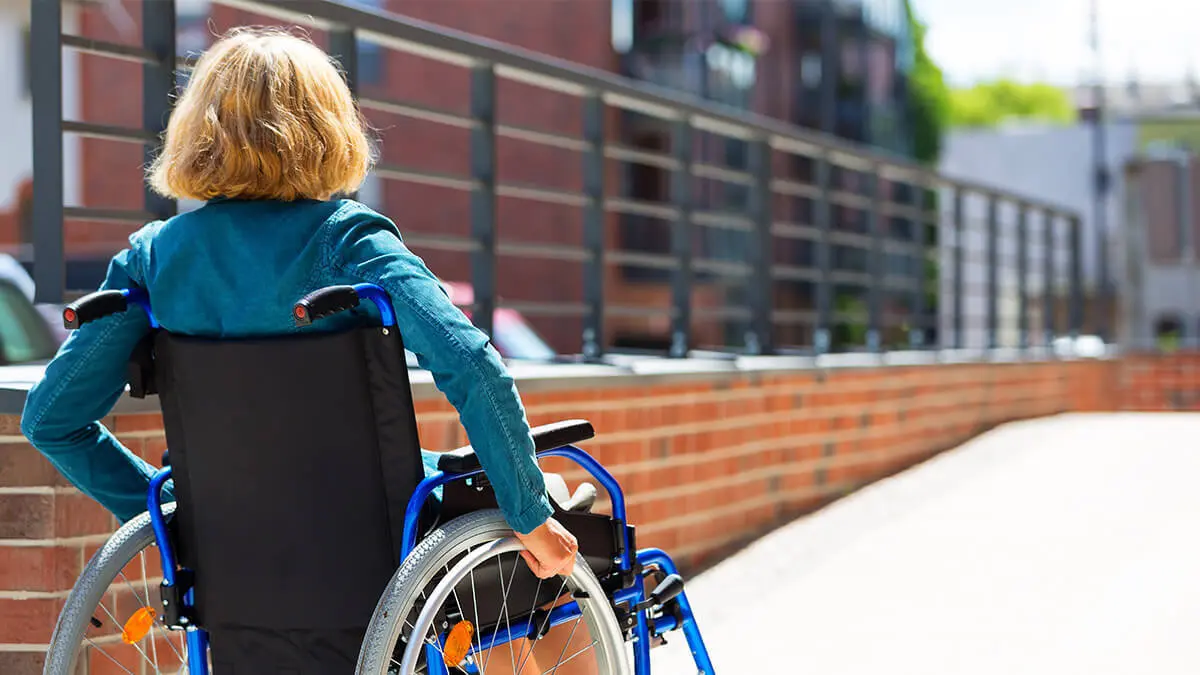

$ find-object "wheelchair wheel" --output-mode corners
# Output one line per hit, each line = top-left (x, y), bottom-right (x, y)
(44, 503), (202, 675)
(357, 509), (631, 675)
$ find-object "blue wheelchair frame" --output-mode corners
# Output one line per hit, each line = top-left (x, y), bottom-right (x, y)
(116, 284), (712, 675)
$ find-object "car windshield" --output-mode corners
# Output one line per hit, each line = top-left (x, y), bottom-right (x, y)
(0, 281), (59, 365)
(491, 312), (556, 361)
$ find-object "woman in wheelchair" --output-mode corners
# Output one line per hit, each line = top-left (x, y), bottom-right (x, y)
(23, 27), (711, 675)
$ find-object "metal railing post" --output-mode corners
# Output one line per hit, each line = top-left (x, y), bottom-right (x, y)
(866, 165), (883, 352)
(985, 194), (999, 349)
(813, 150), (834, 354)
(1069, 214), (1084, 337)
(668, 120), (694, 358)
(952, 186), (965, 349)
(581, 93), (606, 360)
(329, 26), (359, 200)
(909, 177), (926, 349)
(1016, 203), (1029, 349)
(747, 137), (773, 355)
(144, 0), (177, 222)
(31, 0), (64, 303)
(469, 65), (498, 338)
(1043, 209), (1056, 344)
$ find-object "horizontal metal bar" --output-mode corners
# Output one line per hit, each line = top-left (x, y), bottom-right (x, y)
(496, 123), (590, 152)
(63, 206), (155, 223)
(770, 178), (819, 200)
(220, 0), (1081, 217)
(828, 190), (872, 211)
(604, 145), (681, 171)
(61, 34), (159, 64)
(883, 274), (919, 290)
(61, 121), (156, 144)
(496, 240), (591, 261)
(693, 163), (754, 186)
(496, 183), (589, 207)
(829, 270), (872, 286)
(771, 265), (821, 282)
(693, 305), (753, 320)
(878, 202), (927, 222)
(374, 164), (479, 192)
(604, 197), (679, 220)
(829, 230), (873, 249)
(604, 304), (673, 318)
(607, 250), (680, 270)
(498, 300), (588, 316)
(771, 221), (818, 241)
(402, 233), (481, 252)
(359, 96), (475, 129)
(772, 309), (816, 324)
(693, 258), (752, 277)
(692, 210), (753, 231)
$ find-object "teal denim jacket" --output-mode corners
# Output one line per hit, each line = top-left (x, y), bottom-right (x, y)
(20, 198), (553, 534)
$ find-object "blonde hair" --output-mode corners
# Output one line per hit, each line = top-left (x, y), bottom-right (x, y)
(148, 27), (373, 202)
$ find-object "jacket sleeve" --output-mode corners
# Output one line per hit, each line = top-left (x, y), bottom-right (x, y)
(322, 207), (553, 535)
(20, 230), (167, 523)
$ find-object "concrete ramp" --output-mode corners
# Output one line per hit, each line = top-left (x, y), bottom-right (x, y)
(652, 413), (1200, 675)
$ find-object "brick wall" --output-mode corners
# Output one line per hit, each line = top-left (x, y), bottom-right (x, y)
(2, 353), (1197, 670)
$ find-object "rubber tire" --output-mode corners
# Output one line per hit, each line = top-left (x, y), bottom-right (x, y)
(43, 503), (180, 675)
(356, 509), (629, 675)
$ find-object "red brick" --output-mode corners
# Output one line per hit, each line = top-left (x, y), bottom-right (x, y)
(0, 441), (64, 488)
(0, 651), (44, 675)
(55, 492), (116, 539)
(0, 494), (54, 540)
(0, 546), (81, 593)
(0, 597), (59, 643)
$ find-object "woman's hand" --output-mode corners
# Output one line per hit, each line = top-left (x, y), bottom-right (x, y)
(514, 517), (578, 579)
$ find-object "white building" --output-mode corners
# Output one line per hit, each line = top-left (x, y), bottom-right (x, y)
(936, 122), (1138, 348)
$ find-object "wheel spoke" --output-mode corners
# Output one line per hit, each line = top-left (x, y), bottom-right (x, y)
(138, 551), (162, 672)
(545, 617), (585, 675)
(539, 639), (597, 675)
(514, 575), (569, 675)
(84, 636), (138, 675)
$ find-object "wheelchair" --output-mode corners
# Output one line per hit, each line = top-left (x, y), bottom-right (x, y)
(43, 283), (714, 675)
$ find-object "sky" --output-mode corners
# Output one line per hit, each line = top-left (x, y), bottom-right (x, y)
(911, 0), (1200, 87)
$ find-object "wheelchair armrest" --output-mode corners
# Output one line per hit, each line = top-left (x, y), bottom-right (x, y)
(437, 419), (595, 474)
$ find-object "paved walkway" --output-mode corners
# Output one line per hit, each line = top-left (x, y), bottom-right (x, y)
(651, 413), (1200, 675)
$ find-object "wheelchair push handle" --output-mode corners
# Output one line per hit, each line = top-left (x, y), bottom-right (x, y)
(63, 288), (151, 329)
(293, 285), (361, 326)
(293, 283), (397, 328)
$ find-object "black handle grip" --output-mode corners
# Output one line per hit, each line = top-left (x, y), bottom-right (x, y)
(294, 285), (361, 326)
(64, 290), (129, 329)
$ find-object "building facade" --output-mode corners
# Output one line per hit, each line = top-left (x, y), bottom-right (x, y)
(38, 0), (920, 354)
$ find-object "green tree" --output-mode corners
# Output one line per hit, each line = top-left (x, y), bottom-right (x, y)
(904, 0), (950, 165)
(949, 79), (1077, 128)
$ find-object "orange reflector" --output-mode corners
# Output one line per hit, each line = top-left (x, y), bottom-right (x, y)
(121, 607), (157, 644)
(443, 620), (475, 667)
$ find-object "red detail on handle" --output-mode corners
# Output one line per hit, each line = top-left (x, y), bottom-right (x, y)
(294, 306), (307, 319)
(63, 308), (77, 324)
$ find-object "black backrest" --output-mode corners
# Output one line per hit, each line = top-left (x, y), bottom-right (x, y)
(153, 325), (425, 631)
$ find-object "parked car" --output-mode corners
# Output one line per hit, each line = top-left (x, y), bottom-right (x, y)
(439, 282), (556, 362)
(0, 255), (61, 366)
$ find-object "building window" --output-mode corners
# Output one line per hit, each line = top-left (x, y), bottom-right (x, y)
(347, 0), (385, 87)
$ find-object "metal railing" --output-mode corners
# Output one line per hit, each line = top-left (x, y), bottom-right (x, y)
(30, 0), (1086, 358)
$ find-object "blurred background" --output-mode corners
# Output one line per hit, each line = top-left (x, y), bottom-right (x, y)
(5, 0), (1198, 364)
